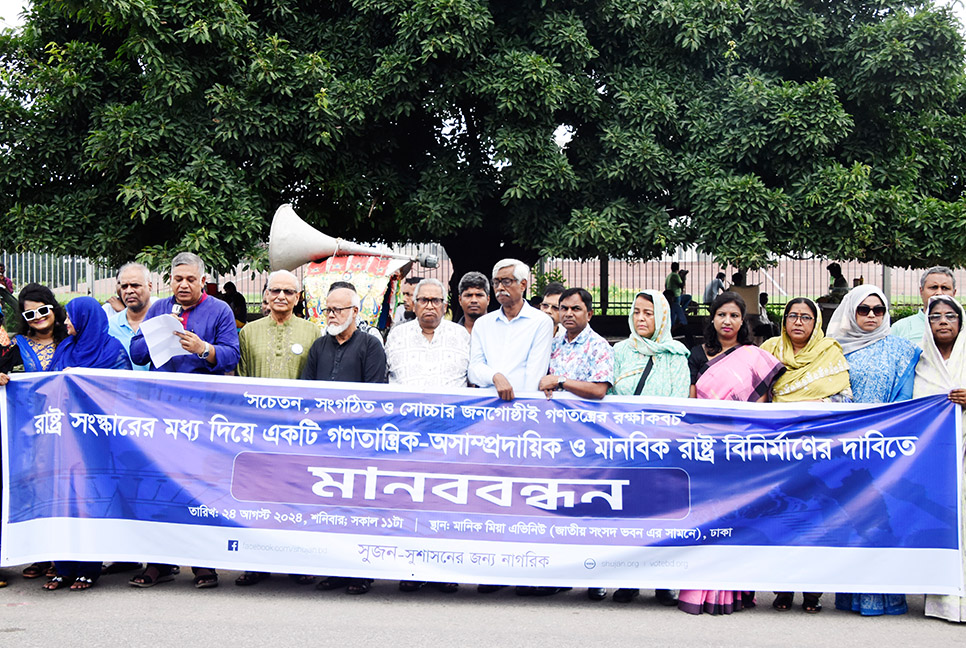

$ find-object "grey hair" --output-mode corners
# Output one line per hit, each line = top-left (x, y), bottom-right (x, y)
(171, 252), (205, 277)
(458, 271), (490, 295)
(414, 277), (447, 304)
(267, 269), (301, 292)
(328, 286), (361, 310)
(492, 258), (529, 282)
(116, 262), (151, 285)
(920, 266), (956, 290)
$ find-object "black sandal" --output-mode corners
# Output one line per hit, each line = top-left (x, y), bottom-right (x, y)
(346, 578), (372, 595)
(129, 566), (175, 588)
(772, 592), (794, 611)
(235, 571), (269, 586)
(22, 561), (52, 579)
(193, 569), (219, 589)
(802, 594), (822, 613)
(42, 576), (67, 591)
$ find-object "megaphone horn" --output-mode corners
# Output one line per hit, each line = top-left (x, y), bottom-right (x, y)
(268, 204), (437, 271)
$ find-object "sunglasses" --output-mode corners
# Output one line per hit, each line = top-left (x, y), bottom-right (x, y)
(22, 305), (54, 322)
(856, 305), (886, 317)
(267, 288), (298, 297)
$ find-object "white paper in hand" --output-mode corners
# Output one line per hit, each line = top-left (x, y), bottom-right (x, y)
(140, 315), (191, 368)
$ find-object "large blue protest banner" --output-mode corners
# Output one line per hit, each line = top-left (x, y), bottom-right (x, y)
(1, 368), (962, 593)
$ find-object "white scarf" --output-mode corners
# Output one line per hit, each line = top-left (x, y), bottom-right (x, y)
(826, 284), (890, 355)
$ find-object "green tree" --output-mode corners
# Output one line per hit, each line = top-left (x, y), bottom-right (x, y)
(0, 0), (964, 286)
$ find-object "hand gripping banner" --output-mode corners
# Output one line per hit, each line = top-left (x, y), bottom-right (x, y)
(1, 369), (962, 593)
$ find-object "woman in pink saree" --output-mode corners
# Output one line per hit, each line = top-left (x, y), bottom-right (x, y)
(678, 292), (785, 615)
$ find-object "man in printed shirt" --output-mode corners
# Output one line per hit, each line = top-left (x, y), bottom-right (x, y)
(537, 286), (613, 601)
(385, 277), (468, 594)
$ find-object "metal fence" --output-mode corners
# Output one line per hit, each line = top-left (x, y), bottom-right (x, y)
(1, 248), (955, 315)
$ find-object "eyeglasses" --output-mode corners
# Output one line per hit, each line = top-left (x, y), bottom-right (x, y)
(856, 305), (887, 317)
(119, 283), (144, 290)
(492, 278), (519, 287)
(323, 306), (355, 317)
(785, 313), (814, 323)
(22, 305), (54, 321)
(267, 288), (298, 297)
(415, 297), (444, 307)
(929, 312), (960, 323)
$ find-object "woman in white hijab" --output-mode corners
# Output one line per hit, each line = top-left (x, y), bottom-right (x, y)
(827, 285), (920, 616)
(914, 295), (966, 622)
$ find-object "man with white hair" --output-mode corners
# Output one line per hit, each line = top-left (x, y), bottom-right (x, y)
(468, 258), (552, 401)
(385, 277), (468, 594)
(302, 285), (386, 594)
(106, 262), (154, 370)
(234, 269), (320, 588)
(892, 266), (957, 346)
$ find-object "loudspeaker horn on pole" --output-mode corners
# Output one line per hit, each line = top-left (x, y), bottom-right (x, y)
(268, 204), (438, 271)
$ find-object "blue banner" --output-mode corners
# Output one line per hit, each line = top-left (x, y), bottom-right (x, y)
(1, 369), (961, 593)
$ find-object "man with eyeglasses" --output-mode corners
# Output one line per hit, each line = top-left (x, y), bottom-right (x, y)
(539, 281), (565, 336)
(385, 278), (469, 594)
(892, 266), (958, 347)
(237, 270), (320, 381)
(468, 258), (553, 401)
(302, 285), (386, 594)
(129, 252), (239, 590)
(105, 263), (154, 370)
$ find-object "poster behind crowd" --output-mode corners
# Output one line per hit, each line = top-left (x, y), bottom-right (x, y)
(1, 369), (962, 593)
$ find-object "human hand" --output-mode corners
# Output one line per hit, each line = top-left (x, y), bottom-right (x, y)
(538, 374), (558, 399)
(493, 373), (514, 401)
(173, 330), (206, 355)
(949, 389), (966, 406)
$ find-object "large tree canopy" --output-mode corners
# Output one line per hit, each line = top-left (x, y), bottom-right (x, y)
(1, 0), (964, 276)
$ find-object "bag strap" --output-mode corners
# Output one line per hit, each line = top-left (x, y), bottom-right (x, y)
(633, 358), (655, 396)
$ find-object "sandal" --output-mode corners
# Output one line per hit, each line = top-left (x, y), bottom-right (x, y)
(346, 578), (372, 595)
(193, 570), (219, 589)
(288, 574), (316, 586)
(70, 576), (95, 591)
(315, 576), (350, 591)
(22, 561), (52, 579)
(772, 592), (794, 611)
(235, 571), (269, 586)
(43, 576), (66, 591)
(802, 594), (823, 614)
(129, 566), (175, 588)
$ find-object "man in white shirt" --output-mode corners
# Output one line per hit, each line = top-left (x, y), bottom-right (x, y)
(385, 278), (468, 594)
(386, 278), (470, 388)
(468, 258), (553, 400)
(892, 266), (957, 346)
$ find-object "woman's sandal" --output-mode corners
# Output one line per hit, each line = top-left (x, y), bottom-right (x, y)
(235, 571), (268, 586)
(22, 561), (52, 579)
(70, 576), (95, 591)
(772, 593), (794, 611)
(193, 570), (219, 589)
(802, 594), (823, 613)
(42, 576), (66, 591)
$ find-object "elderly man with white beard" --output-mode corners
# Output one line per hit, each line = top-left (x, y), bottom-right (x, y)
(301, 285), (386, 595)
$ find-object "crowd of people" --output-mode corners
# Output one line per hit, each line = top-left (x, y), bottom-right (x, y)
(0, 254), (963, 623)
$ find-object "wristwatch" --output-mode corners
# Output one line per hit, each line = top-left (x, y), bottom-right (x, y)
(198, 342), (211, 360)
(556, 376), (567, 391)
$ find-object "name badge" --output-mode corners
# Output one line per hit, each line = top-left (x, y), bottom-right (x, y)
(291, 343), (304, 356)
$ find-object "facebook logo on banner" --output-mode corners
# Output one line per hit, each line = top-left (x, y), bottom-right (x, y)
(227, 540), (239, 552)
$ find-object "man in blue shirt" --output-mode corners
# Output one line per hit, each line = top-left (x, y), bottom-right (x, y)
(128, 252), (239, 590)
(106, 262), (154, 370)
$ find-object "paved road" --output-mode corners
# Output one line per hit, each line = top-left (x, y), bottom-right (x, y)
(1, 568), (962, 647)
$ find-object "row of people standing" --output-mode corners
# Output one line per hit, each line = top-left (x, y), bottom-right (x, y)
(1, 258), (963, 622)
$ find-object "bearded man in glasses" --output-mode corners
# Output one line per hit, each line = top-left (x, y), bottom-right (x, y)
(236, 270), (319, 380)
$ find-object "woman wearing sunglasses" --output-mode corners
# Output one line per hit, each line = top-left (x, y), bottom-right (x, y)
(5, 283), (71, 373)
(914, 295), (966, 623)
(825, 286), (920, 616)
(761, 297), (851, 614)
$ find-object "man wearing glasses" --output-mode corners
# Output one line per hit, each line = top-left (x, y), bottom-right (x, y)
(301, 285), (386, 384)
(892, 266), (957, 347)
(468, 258), (553, 401)
(237, 270), (320, 381)
(539, 281), (565, 337)
(301, 284), (386, 595)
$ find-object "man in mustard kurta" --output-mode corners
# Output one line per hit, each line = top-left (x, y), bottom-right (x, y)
(237, 270), (320, 380)
(235, 269), (320, 588)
